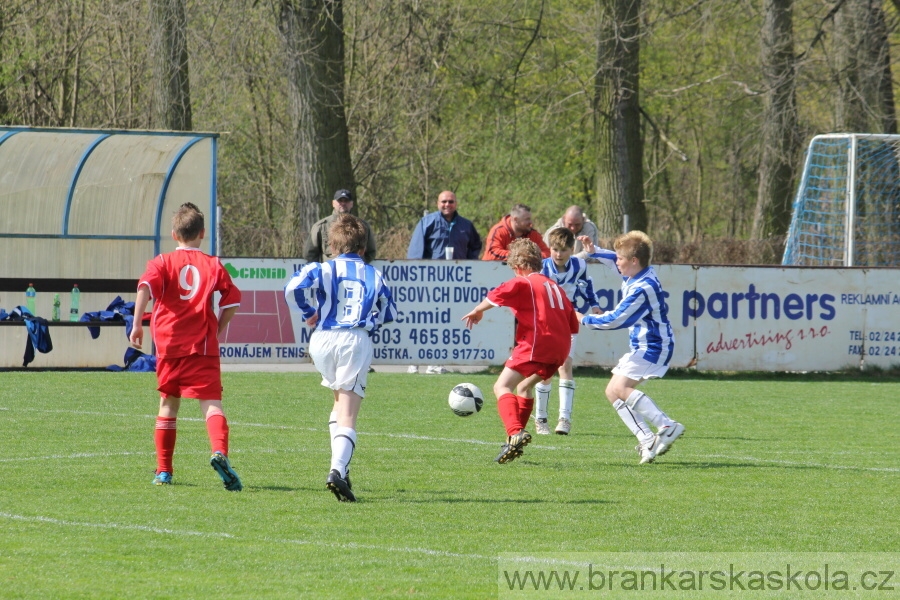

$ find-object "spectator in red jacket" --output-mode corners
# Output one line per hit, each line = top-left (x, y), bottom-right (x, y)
(481, 203), (551, 261)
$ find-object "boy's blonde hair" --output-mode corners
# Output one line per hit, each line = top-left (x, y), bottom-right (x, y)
(329, 213), (367, 255)
(506, 239), (543, 273)
(172, 203), (204, 242)
(614, 230), (653, 268)
(547, 227), (575, 251)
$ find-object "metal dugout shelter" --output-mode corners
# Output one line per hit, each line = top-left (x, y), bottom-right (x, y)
(0, 126), (219, 280)
(0, 126), (219, 368)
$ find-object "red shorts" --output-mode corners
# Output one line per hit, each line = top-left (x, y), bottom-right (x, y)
(156, 355), (222, 400)
(505, 357), (563, 381)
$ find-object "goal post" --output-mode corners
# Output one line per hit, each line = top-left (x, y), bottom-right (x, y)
(782, 133), (900, 267)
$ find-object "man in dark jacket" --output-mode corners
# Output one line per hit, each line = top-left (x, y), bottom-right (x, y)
(305, 189), (377, 264)
(407, 191), (482, 260)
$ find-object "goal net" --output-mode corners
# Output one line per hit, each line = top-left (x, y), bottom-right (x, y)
(782, 133), (900, 267)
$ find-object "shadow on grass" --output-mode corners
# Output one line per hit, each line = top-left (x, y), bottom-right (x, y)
(386, 492), (612, 505)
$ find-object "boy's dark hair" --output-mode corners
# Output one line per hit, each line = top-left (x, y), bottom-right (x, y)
(506, 239), (542, 273)
(615, 230), (653, 268)
(329, 213), (367, 255)
(547, 227), (575, 251)
(172, 203), (204, 242)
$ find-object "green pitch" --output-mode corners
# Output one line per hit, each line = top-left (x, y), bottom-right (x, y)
(0, 371), (897, 599)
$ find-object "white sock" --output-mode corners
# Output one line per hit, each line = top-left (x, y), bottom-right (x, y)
(625, 390), (674, 429)
(613, 399), (654, 446)
(328, 410), (338, 439)
(330, 426), (356, 478)
(535, 382), (551, 420)
(558, 379), (575, 420)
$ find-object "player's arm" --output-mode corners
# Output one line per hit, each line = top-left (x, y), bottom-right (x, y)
(581, 288), (647, 330)
(283, 263), (321, 319)
(217, 305), (238, 337)
(579, 237), (619, 274)
(374, 278), (398, 327)
(129, 284), (151, 349)
(461, 298), (494, 329)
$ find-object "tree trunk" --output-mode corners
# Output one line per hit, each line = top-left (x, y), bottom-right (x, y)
(149, 0), (192, 131)
(752, 0), (799, 239)
(594, 0), (644, 237)
(278, 0), (355, 235)
(834, 0), (896, 133)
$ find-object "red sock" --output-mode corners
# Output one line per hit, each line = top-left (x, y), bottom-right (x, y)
(516, 395), (534, 428)
(205, 413), (229, 456)
(154, 417), (177, 474)
(497, 393), (524, 436)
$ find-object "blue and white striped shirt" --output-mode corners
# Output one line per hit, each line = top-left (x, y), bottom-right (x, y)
(284, 254), (396, 332)
(540, 256), (599, 314)
(581, 265), (674, 366)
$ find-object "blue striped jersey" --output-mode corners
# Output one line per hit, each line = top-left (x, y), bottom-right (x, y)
(284, 254), (396, 332)
(587, 248), (619, 273)
(540, 256), (599, 313)
(581, 266), (674, 366)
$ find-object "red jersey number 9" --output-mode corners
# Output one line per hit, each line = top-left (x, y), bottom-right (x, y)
(179, 265), (201, 300)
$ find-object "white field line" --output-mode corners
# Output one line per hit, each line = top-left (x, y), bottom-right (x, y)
(0, 511), (489, 561)
(0, 512), (804, 570)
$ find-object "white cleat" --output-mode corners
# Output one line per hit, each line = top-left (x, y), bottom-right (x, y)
(636, 443), (656, 465)
(651, 422), (685, 457)
(425, 365), (448, 374)
(406, 365), (419, 374)
(555, 418), (571, 435)
(535, 418), (551, 435)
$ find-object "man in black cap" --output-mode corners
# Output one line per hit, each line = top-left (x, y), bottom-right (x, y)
(304, 189), (377, 264)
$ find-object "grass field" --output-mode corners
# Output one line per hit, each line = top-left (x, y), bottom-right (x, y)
(1, 369), (898, 599)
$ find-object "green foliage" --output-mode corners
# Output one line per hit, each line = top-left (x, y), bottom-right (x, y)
(0, 371), (897, 597)
(0, 0), (898, 255)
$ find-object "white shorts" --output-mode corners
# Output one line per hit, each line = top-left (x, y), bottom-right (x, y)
(309, 328), (372, 398)
(611, 350), (669, 382)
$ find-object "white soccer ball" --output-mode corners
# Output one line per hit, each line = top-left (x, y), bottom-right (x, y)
(448, 383), (484, 417)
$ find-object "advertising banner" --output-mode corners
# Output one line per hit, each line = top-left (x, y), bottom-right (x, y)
(216, 258), (900, 372)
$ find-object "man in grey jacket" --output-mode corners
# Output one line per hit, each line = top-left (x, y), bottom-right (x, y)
(543, 205), (599, 260)
(304, 189), (377, 264)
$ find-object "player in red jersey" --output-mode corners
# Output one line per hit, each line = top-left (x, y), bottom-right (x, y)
(129, 203), (243, 491)
(462, 239), (580, 463)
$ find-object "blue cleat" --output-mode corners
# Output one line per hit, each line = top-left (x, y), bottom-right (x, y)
(152, 471), (173, 486)
(210, 452), (243, 491)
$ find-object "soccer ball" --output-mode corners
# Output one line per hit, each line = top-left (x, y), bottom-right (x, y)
(448, 383), (484, 417)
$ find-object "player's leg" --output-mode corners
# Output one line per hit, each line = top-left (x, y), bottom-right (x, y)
(624, 387), (685, 457)
(326, 388), (361, 501)
(494, 366), (528, 436)
(606, 374), (656, 464)
(533, 376), (552, 435)
(200, 399), (243, 492)
(493, 367), (533, 463)
(153, 394), (180, 485)
(199, 400), (229, 456)
(314, 328), (369, 501)
(556, 353), (575, 435)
